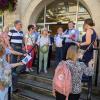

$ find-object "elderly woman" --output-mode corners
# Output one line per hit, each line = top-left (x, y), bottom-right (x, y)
(0, 36), (25, 100)
(37, 28), (50, 74)
(0, 26), (11, 49)
(25, 25), (36, 72)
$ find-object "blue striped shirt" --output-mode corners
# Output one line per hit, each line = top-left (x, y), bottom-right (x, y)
(8, 27), (24, 44)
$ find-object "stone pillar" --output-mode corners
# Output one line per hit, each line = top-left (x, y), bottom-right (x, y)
(3, 11), (20, 28)
(83, 0), (100, 37)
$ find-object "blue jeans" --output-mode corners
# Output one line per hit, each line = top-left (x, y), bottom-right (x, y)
(56, 47), (63, 66)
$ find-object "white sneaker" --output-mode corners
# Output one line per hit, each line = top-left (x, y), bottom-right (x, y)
(30, 68), (34, 72)
(44, 70), (48, 74)
(26, 68), (30, 72)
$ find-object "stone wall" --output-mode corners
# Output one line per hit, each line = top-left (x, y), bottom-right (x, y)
(3, 11), (20, 28)
(3, 0), (100, 37)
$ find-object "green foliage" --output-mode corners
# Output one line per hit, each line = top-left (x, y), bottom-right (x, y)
(0, 0), (17, 12)
(8, 1), (13, 12)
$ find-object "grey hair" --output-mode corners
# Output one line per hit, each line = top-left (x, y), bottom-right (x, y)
(14, 20), (22, 26)
(41, 28), (48, 34)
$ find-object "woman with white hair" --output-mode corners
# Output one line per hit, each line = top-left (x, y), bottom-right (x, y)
(0, 26), (12, 63)
(36, 28), (50, 74)
(0, 36), (25, 100)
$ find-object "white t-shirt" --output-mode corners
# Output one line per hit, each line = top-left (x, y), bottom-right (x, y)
(54, 34), (63, 47)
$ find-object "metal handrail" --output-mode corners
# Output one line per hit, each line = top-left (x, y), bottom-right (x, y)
(94, 39), (100, 86)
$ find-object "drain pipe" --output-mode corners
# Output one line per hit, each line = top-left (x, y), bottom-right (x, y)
(75, 0), (80, 29)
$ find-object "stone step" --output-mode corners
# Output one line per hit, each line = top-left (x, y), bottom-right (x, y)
(14, 89), (55, 100)
(18, 78), (52, 97)
(12, 94), (34, 100)
(19, 73), (52, 85)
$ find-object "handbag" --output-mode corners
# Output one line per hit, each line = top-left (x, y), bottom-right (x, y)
(79, 41), (95, 60)
(78, 41), (95, 82)
(40, 45), (49, 54)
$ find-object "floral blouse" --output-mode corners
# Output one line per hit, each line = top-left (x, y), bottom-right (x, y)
(0, 48), (12, 87)
(66, 60), (93, 94)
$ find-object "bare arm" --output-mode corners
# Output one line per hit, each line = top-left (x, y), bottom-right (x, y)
(25, 37), (28, 51)
(10, 50), (24, 56)
(80, 29), (93, 46)
(10, 62), (24, 68)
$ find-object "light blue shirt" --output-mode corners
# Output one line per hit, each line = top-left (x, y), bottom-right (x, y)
(54, 34), (63, 47)
(64, 29), (80, 43)
(33, 32), (40, 42)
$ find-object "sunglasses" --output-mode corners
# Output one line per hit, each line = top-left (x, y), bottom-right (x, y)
(32, 28), (34, 30)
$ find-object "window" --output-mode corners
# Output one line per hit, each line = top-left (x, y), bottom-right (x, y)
(0, 15), (3, 32)
(37, 0), (90, 23)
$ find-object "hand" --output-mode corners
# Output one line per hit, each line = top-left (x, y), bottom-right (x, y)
(19, 62), (24, 66)
(76, 42), (80, 47)
(26, 50), (28, 53)
(46, 43), (49, 46)
(88, 59), (94, 68)
(23, 53), (27, 56)
(9, 46), (13, 50)
(0, 84), (5, 91)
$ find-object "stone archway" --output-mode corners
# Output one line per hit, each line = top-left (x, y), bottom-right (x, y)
(22, 0), (100, 36)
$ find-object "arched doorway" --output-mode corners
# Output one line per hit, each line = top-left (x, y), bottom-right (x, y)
(22, 0), (100, 36)
(29, 0), (91, 35)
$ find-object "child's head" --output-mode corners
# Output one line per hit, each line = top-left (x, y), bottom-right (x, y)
(57, 27), (63, 35)
(66, 45), (79, 61)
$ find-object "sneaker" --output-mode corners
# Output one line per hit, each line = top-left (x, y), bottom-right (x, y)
(38, 69), (41, 74)
(26, 68), (30, 72)
(44, 70), (48, 74)
(30, 68), (34, 72)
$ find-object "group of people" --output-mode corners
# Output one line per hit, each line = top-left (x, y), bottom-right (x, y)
(53, 18), (97, 100)
(0, 18), (97, 100)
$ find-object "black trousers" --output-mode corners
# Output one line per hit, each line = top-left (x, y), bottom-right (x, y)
(8, 87), (11, 100)
(68, 93), (80, 100)
(48, 46), (52, 68)
(56, 91), (66, 100)
(56, 91), (80, 100)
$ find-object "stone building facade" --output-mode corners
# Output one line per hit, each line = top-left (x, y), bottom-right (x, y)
(2, 0), (100, 37)
(0, 0), (99, 85)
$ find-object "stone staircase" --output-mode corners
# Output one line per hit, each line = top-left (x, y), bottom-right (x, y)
(12, 67), (100, 100)
(13, 68), (55, 100)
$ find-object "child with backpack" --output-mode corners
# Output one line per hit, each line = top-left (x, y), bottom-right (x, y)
(53, 45), (94, 100)
(0, 38), (25, 100)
